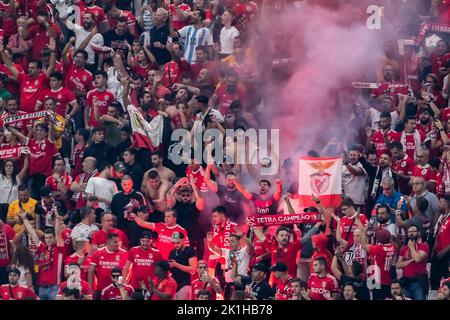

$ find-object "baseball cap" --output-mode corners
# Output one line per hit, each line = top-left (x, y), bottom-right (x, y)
(171, 232), (185, 243)
(140, 231), (153, 239)
(252, 263), (269, 274)
(270, 262), (288, 272)
(111, 267), (122, 276)
(8, 267), (21, 276)
(113, 161), (127, 173)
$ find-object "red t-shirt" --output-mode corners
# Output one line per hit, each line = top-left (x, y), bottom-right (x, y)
(185, 165), (209, 193)
(17, 72), (49, 113)
(370, 129), (401, 159)
(151, 276), (177, 300)
(27, 23), (61, 60)
(64, 253), (91, 281)
(127, 246), (162, 289)
(0, 223), (15, 267)
(368, 243), (396, 286)
(392, 154), (414, 176)
(214, 83), (248, 115)
(0, 1), (18, 37)
(57, 280), (92, 298)
(275, 276), (293, 300)
(90, 247), (128, 292)
(0, 284), (38, 300)
(307, 273), (339, 301)
(86, 89), (116, 127)
(100, 283), (134, 300)
(435, 214), (450, 253)
(442, 107), (450, 123)
(72, 170), (100, 209)
(37, 87), (77, 116)
(77, 2), (108, 26)
(167, 4), (191, 30)
(402, 131), (425, 159)
(45, 172), (73, 192)
(161, 60), (190, 88)
(231, 0), (258, 32)
(153, 223), (190, 260)
(62, 228), (74, 258)
(340, 214), (368, 245)
(35, 243), (65, 286)
(91, 228), (129, 250)
(264, 238), (301, 277)
(63, 63), (94, 95)
(27, 137), (58, 176)
(399, 242), (429, 278)
(371, 81), (409, 106)
(412, 164), (437, 182)
(191, 277), (220, 300)
(430, 52), (450, 77)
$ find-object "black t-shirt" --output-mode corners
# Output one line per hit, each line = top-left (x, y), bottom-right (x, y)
(240, 276), (274, 300)
(168, 246), (196, 290)
(173, 201), (201, 239)
(217, 184), (247, 223)
(149, 24), (172, 65)
(127, 221), (151, 248)
(83, 142), (116, 169)
(125, 162), (145, 190)
(340, 275), (370, 300)
(110, 191), (146, 230)
(103, 30), (134, 57)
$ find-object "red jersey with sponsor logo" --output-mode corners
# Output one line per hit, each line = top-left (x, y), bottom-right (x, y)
(368, 243), (396, 286)
(0, 222), (15, 267)
(230, 0), (258, 32)
(27, 138), (58, 176)
(371, 82), (409, 107)
(91, 228), (129, 250)
(402, 131), (425, 159)
(38, 87), (77, 116)
(127, 246), (162, 289)
(252, 193), (278, 215)
(307, 273), (339, 300)
(191, 277), (220, 300)
(275, 276), (293, 300)
(153, 223), (189, 260)
(0, 284), (38, 300)
(392, 154), (414, 176)
(214, 83), (248, 115)
(370, 129), (401, 159)
(264, 238), (301, 277)
(86, 89), (116, 127)
(64, 63), (94, 95)
(167, 4), (191, 30)
(185, 165), (209, 193)
(161, 60), (190, 88)
(90, 247), (128, 292)
(57, 279), (91, 297)
(340, 214), (368, 245)
(17, 72), (49, 113)
(399, 242), (429, 278)
(251, 233), (273, 266)
(412, 164), (437, 182)
(100, 283), (134, 300)
(45, 172), (73, 192)
(35, 243), (64, 286)
(64, 253), (91, 281)
(435, 214), (450, 252)
(151, 276), (177, 300)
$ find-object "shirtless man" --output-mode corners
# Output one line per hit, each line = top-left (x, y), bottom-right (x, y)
(141, 170), (172, 212)
(143, 151), (176, 184)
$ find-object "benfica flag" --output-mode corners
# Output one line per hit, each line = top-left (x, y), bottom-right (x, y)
(127, 104), (163, 151)
(298, 156), (342, 208)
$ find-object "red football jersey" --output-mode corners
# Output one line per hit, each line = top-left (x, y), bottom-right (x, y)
(86, 89), (116, 127)
(402, 131), (425, 159)
(264, 238), (301, 277)
(63, 63), (94, 95)
(0, 284), (38, 300)
(27, 138), (58, 177)
(399, 242), (429, 278)
(127, 246), (162, 289)
(412, 164), (437, 182)
(392, 154), (414, 176)
(307, 273), (339, 301)
(45, 172), (73, 193)
(38, 87), (77, 116)
(90, 247), (128, 292)
(77, 2), (108, 26)
(64, 253), (91, 281)
(153, 223), (190, 260)
(167, 4), (191, 30)
(57, 279), (92, 298)
(340, 214), (368, 245)
(370, 129), (401, 159)
(151, 276), (177, 300)
(27, 23), (61, 60)
(368, 243), (396, 286)
(214, 83), (248, 115)
(191, 277), (220, 300)
(161, 60), (190, 88)
(185, 165), (209, 193)
(35, 243), (65, 286)
(17, 72), (49, 113)
(100, 283), (134, 300)
(275, 276), (294, 300)
(91, 228), (129, 250)
(0, 222), (15, 267)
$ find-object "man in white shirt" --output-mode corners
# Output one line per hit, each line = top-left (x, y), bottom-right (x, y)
(219, 10), (239, 56)
(85, 163), (118, 211)
(342, 146), (368, 212)
(71, 205), (99, 241)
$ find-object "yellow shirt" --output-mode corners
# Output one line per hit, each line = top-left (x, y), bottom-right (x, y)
(7, 198), (38, 233)
(35, 114), (65, 150)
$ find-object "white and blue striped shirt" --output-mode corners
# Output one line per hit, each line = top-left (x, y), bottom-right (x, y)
(178, 25), (213, 64)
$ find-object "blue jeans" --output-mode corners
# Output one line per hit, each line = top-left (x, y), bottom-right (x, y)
(38, 285), (59, 300)
(403, 276), (428, 300)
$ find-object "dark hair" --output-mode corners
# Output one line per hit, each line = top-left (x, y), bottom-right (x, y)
(195, 46), (208, 54)
(1, 160), (18, 185)
(340, 198), (355, 208)
(49, 72), (63, 82)
(197, 290), (211, 299)
(80, 206), (93, 221)
(151, 151), (163, 159)
(35, 123), (49, 132)
(379, 111), (391, 119)
(116, 16), (128, 24)
(29, 60), (43, 70)
(10, 245), (35, 278)
(259, 179), (271, 187)
(107, 232), (119, 241)
(91, 126), (105, 135)
(18, 184), (28, 192)
(147, 170), (160, 179)
(351, 261), (363, 277)
(314, 256), (327, 267)
(132, 73), (145, 82)
(391, 279), (404, 288)
(165, 209), (178, 219)
(44, 97), (57, 105)
(5, 96), (18, 105)
(388, 141), (403, 150)
(276, 227), (290, 236)
(212, 206), (227, 216)
(416, 197), (429, 213)
(405, 116), (416, 123)
(376, 204), (390, 214)
(94, 70), (108, 80)
(62, 287), (81, 299)
(195, 8), (206, 21)
(77, 128), (90, 141)
(343, 282), (356, 291)
(230, 100), (243, 110)
(124, 148), (138, 157)
(75, 49), (89, 61)
(44, 228), (55, 235)
(157, 260), (171, 272)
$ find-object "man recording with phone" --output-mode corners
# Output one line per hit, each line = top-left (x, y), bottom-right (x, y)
(100, 267), (134, 300)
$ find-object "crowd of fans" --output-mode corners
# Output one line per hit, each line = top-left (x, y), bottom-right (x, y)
(0, 0), (449, 301)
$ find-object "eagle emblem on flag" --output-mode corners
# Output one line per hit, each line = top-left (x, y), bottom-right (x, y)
(308, 161), (335, 194)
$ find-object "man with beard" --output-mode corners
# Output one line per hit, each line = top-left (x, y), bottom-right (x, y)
(61, 11), (104, 70)
(110, 175), (147, 232)
(417, 108), (435, 135)
(386, 280), (411, 300)
(397, 224), (429, 300)
(371, 64), (409, 104)
(141, 170), (172, 213)
(102, 17), (134, 60)
(122, 148), (144, 189)
(342, 146), (368, 212)
(0, 268), (38, 300)
(367, 111), (401, 159)
(389, 142), (414, 194)
(204, 164), (248, 224)
(143, 151), (175, 184)
(209, 68), (248, 115)
(76, 0), (109, 32)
